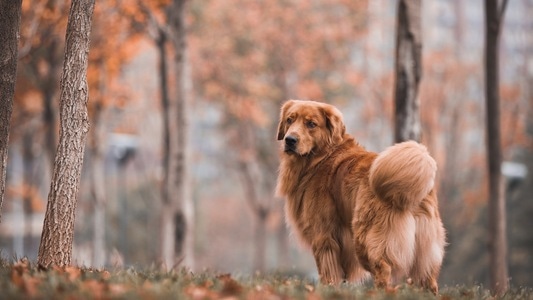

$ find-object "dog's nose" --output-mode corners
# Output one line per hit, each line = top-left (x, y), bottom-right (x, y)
(285, 135), (298, 147)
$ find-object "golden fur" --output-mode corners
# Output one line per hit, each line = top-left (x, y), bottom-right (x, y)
(275, 100), (446, 294)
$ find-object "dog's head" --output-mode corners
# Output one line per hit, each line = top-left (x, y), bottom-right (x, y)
(276, 100), (346, 156)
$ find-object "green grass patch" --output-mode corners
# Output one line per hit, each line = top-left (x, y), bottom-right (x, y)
(1, 258), (531, 299)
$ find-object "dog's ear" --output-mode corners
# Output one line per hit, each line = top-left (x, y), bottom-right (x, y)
(277, 100), (295, 140)
(321, 104), (346, 144)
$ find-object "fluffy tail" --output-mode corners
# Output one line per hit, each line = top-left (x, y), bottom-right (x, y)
(369, 141), (437, 210)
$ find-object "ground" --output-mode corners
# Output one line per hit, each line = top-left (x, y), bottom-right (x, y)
(1, 258), (531, 299)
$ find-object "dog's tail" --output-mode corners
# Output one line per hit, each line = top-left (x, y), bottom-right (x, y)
(369, 141), (437, 210)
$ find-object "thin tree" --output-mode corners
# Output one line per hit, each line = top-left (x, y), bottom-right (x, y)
(484, 0), (509, 295)
(37, 0), (95, 267)
(235, 122), (270, 272)
(162, 0), (191, 268)
(88, 101), (106, 267)
(0, 0), (22, 221)
(172, 0), (192, 269)
(393, 0), (422, 143)
(131, 0), (192, 269)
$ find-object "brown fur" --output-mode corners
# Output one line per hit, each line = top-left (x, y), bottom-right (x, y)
(275, 100), (446, 294)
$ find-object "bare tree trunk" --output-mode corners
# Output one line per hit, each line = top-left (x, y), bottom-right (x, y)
(89, 102), (106, 267)
(272, 73), (289, 269)
(393, 0), (422, 143)
(37, 0), (95, 267)
(0, 0), (22, 221)
(484, 0), (509, 294)
(155, 30), (176, 268)
(160, 0), (191, 268)
(182, 48), (195, 270)
(277, 218), (289, 268)
(157, 31), (170, 206)
(238, 158), (268, 272)
(22, 130), (35, 254)
(255, 211), (267, 272)
(170, 0), (188, 264)
(160, 206), (175, 267)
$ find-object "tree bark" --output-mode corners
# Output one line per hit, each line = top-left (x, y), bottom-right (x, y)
(37, 0), (95, 267)
(484, 0), (509, 294)
(393, 0), (422, 143)
(0, 0), (22, 221)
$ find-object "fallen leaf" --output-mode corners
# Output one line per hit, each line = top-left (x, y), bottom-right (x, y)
(64, 266), (82, 281)
(217, 274), (243, 296)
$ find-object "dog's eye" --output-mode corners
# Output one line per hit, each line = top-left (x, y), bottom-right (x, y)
(306, 121), (317, 128)
(286, 118), (293, 124)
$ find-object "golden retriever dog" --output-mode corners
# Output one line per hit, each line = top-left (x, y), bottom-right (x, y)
(275, 100), (445, 294)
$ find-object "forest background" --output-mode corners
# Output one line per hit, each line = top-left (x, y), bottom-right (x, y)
(1, 0), (532, 289)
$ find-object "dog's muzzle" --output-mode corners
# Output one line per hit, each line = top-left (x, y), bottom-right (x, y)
(284, 135), (298, 153)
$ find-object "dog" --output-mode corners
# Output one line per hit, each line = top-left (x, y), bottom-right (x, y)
(275, 99), (445, 294)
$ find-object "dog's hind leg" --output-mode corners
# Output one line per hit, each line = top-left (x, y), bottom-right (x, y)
(420, 275), (439, 295)
(409, 199), (445, 295)
(313, 239), (344, 284)
(410, 236), (443, 295)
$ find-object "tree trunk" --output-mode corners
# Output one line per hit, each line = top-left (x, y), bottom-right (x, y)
(255, 210), (267, 272)
(238, 157), (268, 272)
(277, 217), (289, 268)
(37, 0), (95, 267)
(89, 103), (106, 267)
(484, 0), (509, 294)
(0, 0), (22, 221)
(157, 31), (170, 206)
(22, 130), (35, 254)
(393, 0), (422, 143)
(272, 71), (290, 269)
(170, 0), (188, 264)
(160, 0), (191, 268)
(156, 29), (175, 268)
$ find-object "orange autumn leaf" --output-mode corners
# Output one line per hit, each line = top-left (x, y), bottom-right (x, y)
(64, 266), (82, 281)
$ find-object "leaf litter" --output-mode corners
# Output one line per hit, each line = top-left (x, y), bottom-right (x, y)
(1, 258), (532, 299)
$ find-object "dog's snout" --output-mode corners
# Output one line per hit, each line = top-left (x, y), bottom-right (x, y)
(285, 135), (298, 147)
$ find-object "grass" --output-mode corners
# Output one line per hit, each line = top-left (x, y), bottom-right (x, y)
(1, 258), (532, 299)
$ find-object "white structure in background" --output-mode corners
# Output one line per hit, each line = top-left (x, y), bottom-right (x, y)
(502, 161), (528, 180)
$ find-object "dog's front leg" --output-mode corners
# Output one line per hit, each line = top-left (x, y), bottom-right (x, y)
(313, 241), (344, 285)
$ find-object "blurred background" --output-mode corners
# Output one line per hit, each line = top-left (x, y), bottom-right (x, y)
(1, 0), (532, 288)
